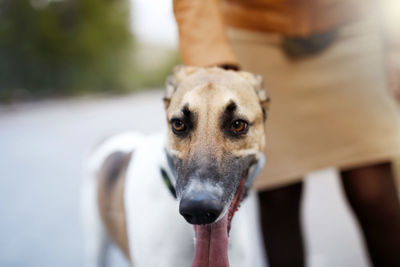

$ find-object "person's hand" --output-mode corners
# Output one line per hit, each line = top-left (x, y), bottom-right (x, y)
(386, 51), (400, 103)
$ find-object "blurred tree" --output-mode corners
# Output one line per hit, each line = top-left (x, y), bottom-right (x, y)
(0, 0), (137, 100)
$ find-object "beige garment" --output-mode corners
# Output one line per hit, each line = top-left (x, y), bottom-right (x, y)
(228, 16), (400, 190)
(173, 0), (365, 67)
(221, 0), (363, 37)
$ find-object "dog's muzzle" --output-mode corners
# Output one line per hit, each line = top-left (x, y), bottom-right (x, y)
(174, 154), (266, 225)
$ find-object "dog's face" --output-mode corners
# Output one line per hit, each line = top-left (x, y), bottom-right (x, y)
(164, 66), (269, 225)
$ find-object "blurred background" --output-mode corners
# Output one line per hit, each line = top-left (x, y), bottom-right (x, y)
(0, 1), (398, 267)
(0, 0), (179, 101)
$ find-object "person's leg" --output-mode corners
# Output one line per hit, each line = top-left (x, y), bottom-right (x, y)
(340, 161), (400, 267)
(258, 181), (305, 267)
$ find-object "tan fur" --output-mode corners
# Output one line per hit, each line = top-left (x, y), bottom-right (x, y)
(97, 151), (132, 260)
(165, 66), (269, 163)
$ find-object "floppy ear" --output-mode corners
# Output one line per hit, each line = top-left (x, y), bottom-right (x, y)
(238, 71), (270, 119)
(164, 65), (200, 109)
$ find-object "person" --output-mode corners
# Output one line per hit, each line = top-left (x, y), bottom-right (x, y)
(173, 0), (400, 266)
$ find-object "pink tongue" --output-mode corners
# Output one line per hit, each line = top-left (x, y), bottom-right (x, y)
(191, 214), (229, 267)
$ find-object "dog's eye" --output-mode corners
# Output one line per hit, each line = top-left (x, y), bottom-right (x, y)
(171, 119), (187, 134)
(231, 120), (248, 134)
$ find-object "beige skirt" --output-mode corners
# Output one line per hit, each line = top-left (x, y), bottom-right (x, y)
(228, 15), (400, 190)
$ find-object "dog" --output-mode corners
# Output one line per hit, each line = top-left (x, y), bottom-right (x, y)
(82, 66), (270, 267)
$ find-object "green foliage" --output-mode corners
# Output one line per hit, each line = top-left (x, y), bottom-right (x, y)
(0, 0), (174, 101)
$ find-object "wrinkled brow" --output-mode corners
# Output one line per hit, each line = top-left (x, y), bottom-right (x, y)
(170, 103), (196, 130)
(220, 100), (237, 132)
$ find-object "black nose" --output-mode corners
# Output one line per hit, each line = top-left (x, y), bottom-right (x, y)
(179, 192), (224, 225)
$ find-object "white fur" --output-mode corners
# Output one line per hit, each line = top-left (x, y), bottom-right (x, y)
(81, 132), (144, 267)
(83, 131), (267, 267)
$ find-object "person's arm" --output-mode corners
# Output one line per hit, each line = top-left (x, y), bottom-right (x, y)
(173, 0), (239, 68)
(380, 0), (400, 101)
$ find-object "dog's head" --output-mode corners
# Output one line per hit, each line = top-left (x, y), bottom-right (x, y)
(164, 66), (269, 266)
(164, 66), (269, 225)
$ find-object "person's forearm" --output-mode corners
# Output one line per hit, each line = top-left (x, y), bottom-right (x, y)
(173, 0), (239, 67)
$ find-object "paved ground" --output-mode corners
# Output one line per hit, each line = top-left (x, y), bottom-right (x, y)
(0, 90), (371, 267)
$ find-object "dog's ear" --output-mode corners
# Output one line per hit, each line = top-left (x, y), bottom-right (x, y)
(164, 65), (200, 109)
(239, 71), (270, 119)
